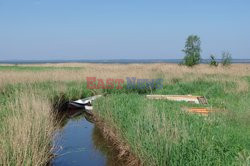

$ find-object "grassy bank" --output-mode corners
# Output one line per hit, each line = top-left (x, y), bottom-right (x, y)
(0, 63), (249, 165)
(95, 79), (250, 165)
(96, 78), (250, 165)
(0, 81), (91, 165)
(0, 91), (54, 165)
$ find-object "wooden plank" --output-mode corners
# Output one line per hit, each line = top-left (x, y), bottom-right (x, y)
(146, 95), (208, 104)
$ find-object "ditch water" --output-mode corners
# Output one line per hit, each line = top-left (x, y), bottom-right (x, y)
(51, 110), (124, 166)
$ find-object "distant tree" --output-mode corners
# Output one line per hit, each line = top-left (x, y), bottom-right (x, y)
(221, 51), (232, 66)
(182, 35), (202, 67)
(209, 55), (218, 67)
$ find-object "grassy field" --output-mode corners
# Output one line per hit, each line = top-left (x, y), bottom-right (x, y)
(0, 63), (250, 165)
(0, 65), (82, 71)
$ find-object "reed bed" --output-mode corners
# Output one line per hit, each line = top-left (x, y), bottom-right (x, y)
(1, 64), (249, 86)
(0, 91), (55, 166)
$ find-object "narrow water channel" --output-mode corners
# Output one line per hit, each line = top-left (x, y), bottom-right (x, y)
(51, 110), (124, 166)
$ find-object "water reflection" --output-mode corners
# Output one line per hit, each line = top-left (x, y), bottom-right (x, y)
(51, 109), (124, 166)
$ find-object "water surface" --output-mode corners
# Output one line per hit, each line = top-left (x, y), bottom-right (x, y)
(51, 111), (123, 166)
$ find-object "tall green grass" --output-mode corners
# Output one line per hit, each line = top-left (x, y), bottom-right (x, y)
(95, 79), (250, 165)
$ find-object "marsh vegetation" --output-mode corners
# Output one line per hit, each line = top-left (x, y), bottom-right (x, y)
(0, 63), (249, 165)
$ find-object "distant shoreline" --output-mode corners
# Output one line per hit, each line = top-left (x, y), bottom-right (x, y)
(0, 59), (250, 64)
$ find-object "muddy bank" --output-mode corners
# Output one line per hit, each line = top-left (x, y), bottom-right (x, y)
(51, 107), (140, 166)
(92, 114), (141, 166)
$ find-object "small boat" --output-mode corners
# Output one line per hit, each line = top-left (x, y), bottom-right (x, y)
(68, 95), (102, 110)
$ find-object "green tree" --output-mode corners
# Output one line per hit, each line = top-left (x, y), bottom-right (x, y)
(209, 54), (218, 67)
(221, 51), (232, 66)
(182, 35), (202, 67)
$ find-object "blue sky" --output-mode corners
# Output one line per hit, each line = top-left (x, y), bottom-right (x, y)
(0, 0), (249, 60)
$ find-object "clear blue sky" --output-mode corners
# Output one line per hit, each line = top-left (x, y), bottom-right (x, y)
(0, 0), (249, 60)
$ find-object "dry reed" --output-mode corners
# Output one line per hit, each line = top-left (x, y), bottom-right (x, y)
(0, 92), (55, 166)
(1, 64), (250, 88)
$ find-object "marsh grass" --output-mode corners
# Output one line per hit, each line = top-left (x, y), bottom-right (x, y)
(95, 79), (250, 165)
(0, 92), (55, 166)
(0, 81), (93, 166)
(0, 63), (249, 165)
(1, 63), (249, 89)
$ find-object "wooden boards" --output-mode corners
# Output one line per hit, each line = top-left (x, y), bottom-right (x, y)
(146, 95), (208, 104)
